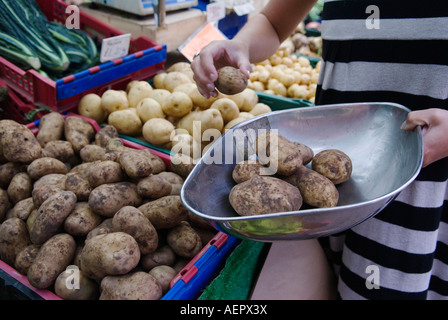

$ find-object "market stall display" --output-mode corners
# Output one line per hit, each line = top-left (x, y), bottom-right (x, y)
(0, 114), (238, 300)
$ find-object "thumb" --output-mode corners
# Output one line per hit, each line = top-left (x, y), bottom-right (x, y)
(400, 111), (430, 131)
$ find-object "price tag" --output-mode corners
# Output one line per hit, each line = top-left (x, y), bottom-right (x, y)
(206, 1), (226, 23)
(100, 33), (132, 63)
(178, 22), (227, 62)
(233, 1), (255, 16)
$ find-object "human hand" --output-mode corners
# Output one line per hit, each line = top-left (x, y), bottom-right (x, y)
(401, 108), (448, 167)
(190, 40), (252, 98)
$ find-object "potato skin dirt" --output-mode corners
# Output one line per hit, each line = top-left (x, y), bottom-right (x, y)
(215, 66), (248, 95)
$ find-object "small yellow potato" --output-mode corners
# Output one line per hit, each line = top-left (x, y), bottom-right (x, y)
(127, 81), (153, 108)
(163, 71), (193, 92)
(250, 103), (272, 116)
(142, 118), (175, 146)
(210, 98), (240, 123)
(161, 91), (193, 117)
(78, 93), (107, 124)
(101, 89), (129, 114)
(136, 98), (165, 122)
(108, 108), (143, 137)
(152, 72), (167, 89)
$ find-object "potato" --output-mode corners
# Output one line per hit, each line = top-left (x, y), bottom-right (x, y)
(138, 149), (167, 174)
(284, 166), (339, 208)
(198, 108), (224, 135)
(78, 93), (107, 124)
(1, 124), (42, 163)
(189, 85), (219, 110)
(166, 221), (202, 258)
(170, 132), (201, 158)
(250, 103), (272, 116)
(101, 89), (129, 114)
(223, 117), (247, 131)
(215, 66), (248, 95)
(138, 195), (188, 229)
(6, 197), (34, 221)
(311, 149), (353, 184)
(136, 98), (165, 123)
(108, 108), (143, 137)
(65, 116), (95, 153)
(42, 140), (75, 163)
(140, 245), (176, 271)
(95, 125), (119, 148)
(229, 175), (302, 216)
(33, 173), (66, 190)
(255, 131), (313, 176)
(88, 182), (142, 218)
(142, 118), (175, 146)
(86, 218), (113, 240)
(36, 112), (65, 147)
(27, 157), (68, 180)
(152, 72), (167, 89)
(64, 202), (103, 237)
(27, 233), (76, 289)
(232, 160), (267, 183)
(112, 206), (158, 255)
(238, 88), (258, 112)
(29, 191), (77, 245)
(99, 271), (162, 300)
(157, 171), (184, 185)
(80, 232), (141, 281)
(31, 184), (64, 209)
(163, 71), (193, 92)
(0, 188), (9, 222)
(118, 150), (153, 179)
(167, 61), (193, 75)
(176, 110), (202, 136)
(127, 81), (153, 108)
(0, 162), (26, 189)
(14, 244), (40, 275)
(0, 217), (31, 266)
(148, 88), (171, 106)
(137, 174), (172, 199)
(161, 91), (193, 118)
(210, 98), (240, 123)
(80, 144), (116, 163)
(54, 267), (99, 300)
(86, 160), (124, 188)
(7, 172), (32, 204)
(149, 265), (177, 294)
(170, 153), (195, 179)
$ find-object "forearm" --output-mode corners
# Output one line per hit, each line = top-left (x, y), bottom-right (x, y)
(234, 0), (318, 63)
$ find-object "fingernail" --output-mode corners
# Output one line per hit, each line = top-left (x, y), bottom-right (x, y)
(210, 73), (217, 82)
(206, 83), (214, 91)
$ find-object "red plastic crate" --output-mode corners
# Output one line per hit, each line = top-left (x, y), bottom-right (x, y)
(0, 0), (166, 113)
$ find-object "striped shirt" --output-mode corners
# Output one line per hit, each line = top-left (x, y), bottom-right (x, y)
(315, 0), (448, 299)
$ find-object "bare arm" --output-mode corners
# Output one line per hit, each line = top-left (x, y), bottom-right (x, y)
(191, 0), (317, 97)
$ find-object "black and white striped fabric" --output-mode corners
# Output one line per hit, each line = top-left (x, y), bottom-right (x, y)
(315, 0), (448, 299)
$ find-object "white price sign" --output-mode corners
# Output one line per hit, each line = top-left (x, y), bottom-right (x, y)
(207, 2), (226, 23)
(100, 33), (131, 63)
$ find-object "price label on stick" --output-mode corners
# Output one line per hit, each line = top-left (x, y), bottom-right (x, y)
(179, 22), (228, 62)
(100, 33), (132, 63)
